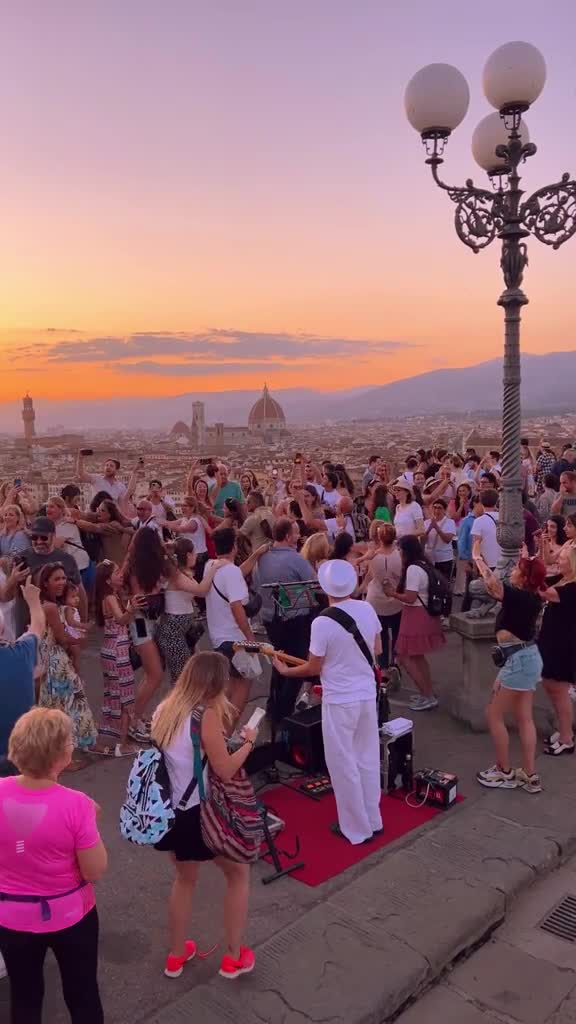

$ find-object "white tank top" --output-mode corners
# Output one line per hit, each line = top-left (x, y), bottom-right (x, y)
(161, 714), (209, 809)
(164, 588), (196, 616)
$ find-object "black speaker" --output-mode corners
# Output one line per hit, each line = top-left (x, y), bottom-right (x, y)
(278, 705), (326, 773)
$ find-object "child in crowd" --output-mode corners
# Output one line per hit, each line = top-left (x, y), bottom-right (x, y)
(93, 561), (138, 757)
(62, 581), (90, 671)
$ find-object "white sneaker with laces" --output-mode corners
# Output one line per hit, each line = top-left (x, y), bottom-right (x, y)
(477, 764), (518, 789)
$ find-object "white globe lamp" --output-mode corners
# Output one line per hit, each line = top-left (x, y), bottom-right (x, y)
(483, 41), (546, 112)
(404, 63), (470, 137)
(472, 112), (530, 174)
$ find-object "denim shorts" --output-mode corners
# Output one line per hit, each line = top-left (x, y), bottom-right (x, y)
(129, 615), (157, 647)
(498, 644), (543, 692)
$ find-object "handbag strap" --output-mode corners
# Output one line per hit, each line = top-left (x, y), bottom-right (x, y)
(179, 709), (208, 808)
(320, 606), (374, 669)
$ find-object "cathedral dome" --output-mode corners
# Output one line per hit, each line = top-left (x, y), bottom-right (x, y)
(248, 385), (286, 431)
(170, 420), (192, 441)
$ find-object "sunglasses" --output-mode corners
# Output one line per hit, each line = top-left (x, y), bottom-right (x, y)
(32, 535), (51, 542)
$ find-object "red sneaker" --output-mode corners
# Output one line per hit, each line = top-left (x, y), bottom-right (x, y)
(219, 945), (255, 979)
(164, 940), (197, 978)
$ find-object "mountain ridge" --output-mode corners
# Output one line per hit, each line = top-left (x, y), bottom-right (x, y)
(0, 351), (573, 432)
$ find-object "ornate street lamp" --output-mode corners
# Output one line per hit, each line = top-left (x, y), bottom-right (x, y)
(405, 41), (576, 575)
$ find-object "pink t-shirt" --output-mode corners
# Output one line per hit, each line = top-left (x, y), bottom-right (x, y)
(0, 777), (100, 933)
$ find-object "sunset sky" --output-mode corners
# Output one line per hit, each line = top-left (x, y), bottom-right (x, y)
(1, 1), (575, 403)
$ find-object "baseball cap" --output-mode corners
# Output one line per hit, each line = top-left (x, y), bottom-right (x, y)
(318, 560), (358, 599)
(30, 516), (55, 536)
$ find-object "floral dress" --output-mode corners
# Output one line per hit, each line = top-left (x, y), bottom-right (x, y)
(38, 616), (97, 751)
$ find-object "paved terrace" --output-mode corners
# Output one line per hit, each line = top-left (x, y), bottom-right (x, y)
(3, 632), (575, 1024)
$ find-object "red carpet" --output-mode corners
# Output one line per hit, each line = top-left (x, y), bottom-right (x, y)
(261, 785), (462, 886)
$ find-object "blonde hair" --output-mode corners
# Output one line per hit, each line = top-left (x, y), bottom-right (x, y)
(47, 496), (66, 513)
(2, 504), (26, 530)
(8, 708), (73, 778)
(151, 651), (235, 749)
(301, 532), (330, 571)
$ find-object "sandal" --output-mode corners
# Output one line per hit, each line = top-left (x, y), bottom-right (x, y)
(544, 740), (575, 756)
(90, 745), (116, 757)
(114, 744), (139, 757)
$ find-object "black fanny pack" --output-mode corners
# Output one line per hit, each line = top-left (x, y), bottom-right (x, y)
(491, 641), (535, 668)
(0, 880), (88, 923)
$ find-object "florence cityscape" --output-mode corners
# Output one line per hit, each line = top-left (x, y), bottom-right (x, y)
(1, 4), (576, 1024)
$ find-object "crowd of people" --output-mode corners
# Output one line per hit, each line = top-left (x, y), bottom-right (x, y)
(1, 439), (575, 1021)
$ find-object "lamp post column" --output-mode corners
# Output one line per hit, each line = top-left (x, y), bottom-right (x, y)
(496, 131), (529, 575)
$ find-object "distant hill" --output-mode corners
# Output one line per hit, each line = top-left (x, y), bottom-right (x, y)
(336, 351), (576, 420)
(0, 351), (573, 432)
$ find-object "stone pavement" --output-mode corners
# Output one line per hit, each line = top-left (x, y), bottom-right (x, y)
(397, 854), (576, 1024)
(1, 630), (574, 1023)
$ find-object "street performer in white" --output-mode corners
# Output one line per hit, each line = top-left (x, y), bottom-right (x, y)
(274, 561), (383, 845)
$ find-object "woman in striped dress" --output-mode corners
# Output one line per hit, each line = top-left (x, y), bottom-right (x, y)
(94, 560), (138, 756)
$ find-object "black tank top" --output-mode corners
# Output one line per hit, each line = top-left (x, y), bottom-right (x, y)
(495, 583), (541, 642)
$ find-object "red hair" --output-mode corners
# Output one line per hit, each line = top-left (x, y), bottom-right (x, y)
(518, 557), (546, 593)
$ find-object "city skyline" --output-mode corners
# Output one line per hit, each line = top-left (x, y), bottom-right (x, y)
(1, 2), (575, 403)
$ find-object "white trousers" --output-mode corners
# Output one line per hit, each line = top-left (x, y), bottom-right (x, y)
(322, 699), (382, 845)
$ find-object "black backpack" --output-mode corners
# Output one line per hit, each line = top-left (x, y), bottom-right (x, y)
(416, 561), (452, 618)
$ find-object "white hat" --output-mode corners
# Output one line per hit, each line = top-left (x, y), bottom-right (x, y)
(318, 560), (358, 599)
(393, 476), (415, 496)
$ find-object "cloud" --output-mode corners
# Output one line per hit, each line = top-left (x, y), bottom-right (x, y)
(116, 360), (313, 376)
(11, 329), (414, 372)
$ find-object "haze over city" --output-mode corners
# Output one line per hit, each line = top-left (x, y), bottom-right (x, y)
(1, 1), (575, 411)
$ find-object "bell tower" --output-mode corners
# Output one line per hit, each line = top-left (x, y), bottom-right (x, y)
(192, 401), (205, 449)
(22, 394), (36, 444)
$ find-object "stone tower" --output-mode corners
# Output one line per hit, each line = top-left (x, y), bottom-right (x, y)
(22, 394), (36, 443)
(192, 401), (205, 449)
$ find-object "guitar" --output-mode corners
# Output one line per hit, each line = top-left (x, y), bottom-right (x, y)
(232, 641), (307, 667)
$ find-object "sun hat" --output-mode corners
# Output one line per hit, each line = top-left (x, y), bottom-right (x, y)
(318, 560), (358, 599)
(393, 477), (415, 496)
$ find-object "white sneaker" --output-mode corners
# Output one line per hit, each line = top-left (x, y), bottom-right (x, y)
(477, 764), (518, 789)
(408, 695), (438, 711)
(0, 952), (6, 980)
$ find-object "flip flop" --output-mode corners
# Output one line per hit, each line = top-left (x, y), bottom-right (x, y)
(90, 746), (116, 757)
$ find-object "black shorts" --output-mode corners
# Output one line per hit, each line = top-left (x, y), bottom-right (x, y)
(216, 641), (242, 679)
(154, 804), (215, 862)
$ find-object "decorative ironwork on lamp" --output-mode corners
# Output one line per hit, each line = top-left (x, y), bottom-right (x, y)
(405, 41), (576, 575)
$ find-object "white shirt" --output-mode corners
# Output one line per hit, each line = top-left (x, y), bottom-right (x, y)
(424, 516), (456, 563)
(394, 503), (424, 538)
(55, 522), (90, 571)
(471, 510), (501, 568)
(157, 713), (209, 810)
(321, 489), (340, 509)
(179, 516), (207, 554)
(309, 599), (380, 705)
(307, 481), (324, 498)
(131, 515), (162, 536)
(325, 515), (355, 540)
(88, 474), (127, 502)
(405, 564), (429, 603)
(203, 560), (249, 648)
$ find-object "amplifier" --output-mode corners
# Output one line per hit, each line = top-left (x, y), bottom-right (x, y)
(279, 705), (326, 773)
(414, 769), (458, 809)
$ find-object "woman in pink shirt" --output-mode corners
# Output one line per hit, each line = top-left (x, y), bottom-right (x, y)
(0, 708), (107, 1023)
